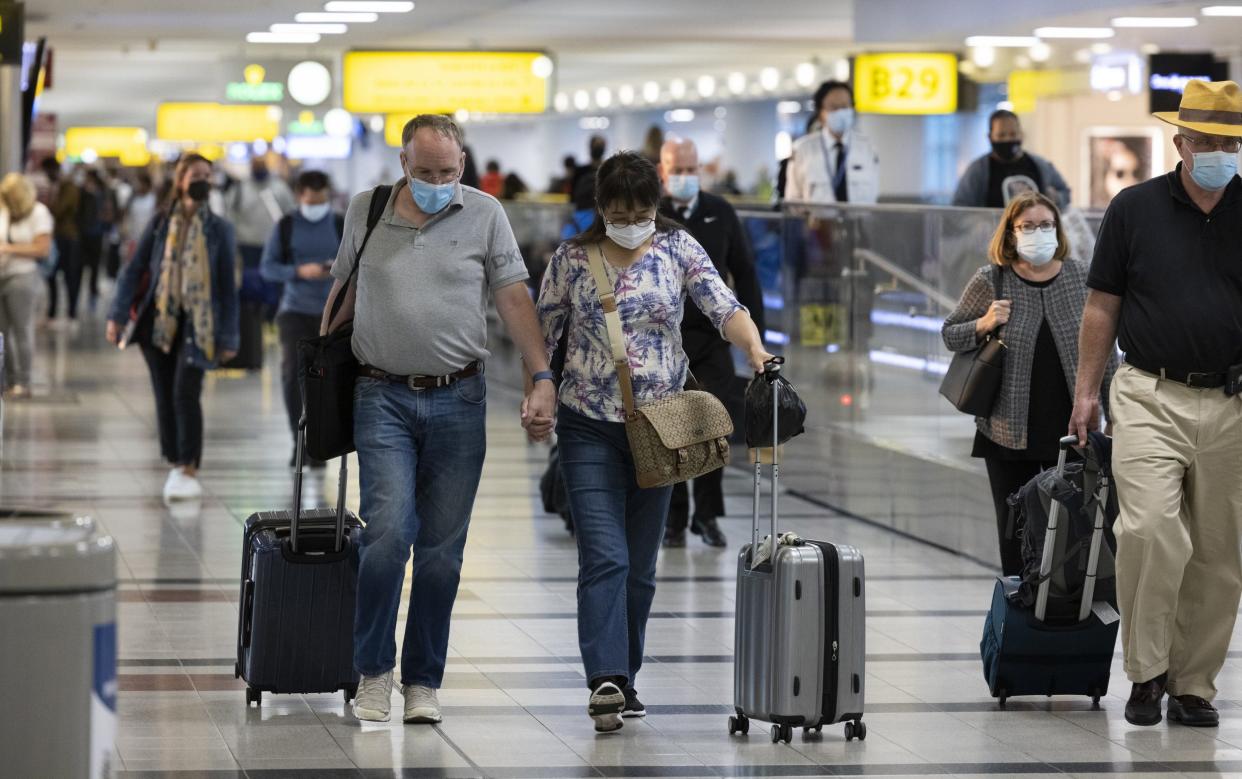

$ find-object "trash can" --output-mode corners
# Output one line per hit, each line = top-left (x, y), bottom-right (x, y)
(0, 517), (117, 778)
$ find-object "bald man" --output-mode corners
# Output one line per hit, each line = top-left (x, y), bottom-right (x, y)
(658, 138), (766, 548)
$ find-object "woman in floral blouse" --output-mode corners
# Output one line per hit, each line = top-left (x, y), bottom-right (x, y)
(537, 151), (770, 733)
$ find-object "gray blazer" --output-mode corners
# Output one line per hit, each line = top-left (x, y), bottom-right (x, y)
(941, 258), (1116, 450)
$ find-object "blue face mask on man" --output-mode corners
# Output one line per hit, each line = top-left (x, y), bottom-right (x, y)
(666, 174), (699, 202)
(405, 165), (458, 214)
(1188, 150), (1239, 191)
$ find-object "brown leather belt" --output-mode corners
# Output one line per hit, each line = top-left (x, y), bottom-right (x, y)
(1127, 360), (1226, 389)
(359, 361), (481, 390)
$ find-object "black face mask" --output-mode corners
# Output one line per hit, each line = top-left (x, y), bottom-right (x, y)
(187, 180), (211, 202)
(992, 140), (1022, 161)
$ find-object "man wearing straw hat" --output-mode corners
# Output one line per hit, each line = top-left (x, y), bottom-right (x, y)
(1070, 80), (1242, 728)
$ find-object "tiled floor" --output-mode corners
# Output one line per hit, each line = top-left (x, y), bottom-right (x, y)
(10, 318), (1242, 779)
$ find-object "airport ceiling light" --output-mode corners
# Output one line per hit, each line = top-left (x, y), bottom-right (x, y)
(369, 114), (385, 132)
(323, 107), (353, 137)
(247, 32), (320, 43)
(1202, 6), (1242, 15)
(288, 60), (332, 106)
(834, 58), (851, 82)
(296, 11), (377, 22)
(271, 23), (347, 34)
(1029, 42), (1052, 62)
(324, 1), (413, 12)
(971, 45), (996, 68)
(531, 55), (554, 79)
(594, 87), (612, 108)
(1111, 17), (1197, 27)
(727, 72), (746, 95)
(759, 67), (781, 91)
(794, 62), (817, 87)
(1033, 27), (1114, 38)
(573, 90), (590, 111)
(554, 92), (569, 112)
(965, 36), (1039, 47)
(665, 109), (695, 123)
(618, 84), (635, 105)
(642, 81), (660, 102)
(696, 74), (716, 98)
(669, 78), (687, 99)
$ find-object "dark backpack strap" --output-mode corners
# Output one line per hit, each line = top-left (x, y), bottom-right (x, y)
(334, 213), (345, 241)
(278, 214), (294, 264)
(327, 184), (393, 325)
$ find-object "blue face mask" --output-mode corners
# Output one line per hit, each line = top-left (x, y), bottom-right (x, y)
(1189, 150), (1238, 191)
(407, 169), (457, 214)
(666, 174), (699, 202)
(826, 107), (855, 136)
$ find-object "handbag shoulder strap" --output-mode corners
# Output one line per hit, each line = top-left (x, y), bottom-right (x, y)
(585, 243), (637, 419)
(327, 184), (392, 326)
(990, 264), (1005, 338)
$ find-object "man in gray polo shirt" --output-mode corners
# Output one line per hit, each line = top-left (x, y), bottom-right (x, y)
(326, 115), (556, 724)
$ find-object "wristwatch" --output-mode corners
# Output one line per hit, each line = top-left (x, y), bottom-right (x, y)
(532, 370), (555, 384)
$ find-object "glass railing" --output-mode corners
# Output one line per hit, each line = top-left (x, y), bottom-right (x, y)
(497, 198), (1102, 564)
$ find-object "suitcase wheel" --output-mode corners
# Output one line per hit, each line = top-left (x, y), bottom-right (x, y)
(844, 720), (866, 741)
(804, 724), (823, 736)
(728, 714), (750, 736)
(997, 687), (1008, 709)
(344, 685), (358, 704)
(770, 724), (793, 744)
(246, 687), (261, 707)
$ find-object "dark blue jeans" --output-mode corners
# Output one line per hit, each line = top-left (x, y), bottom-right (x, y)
(556, 405), (673, 689)
(352, 373), (487, 687)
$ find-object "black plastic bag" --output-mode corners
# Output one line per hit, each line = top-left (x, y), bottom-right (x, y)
(744, 358), (807, 448)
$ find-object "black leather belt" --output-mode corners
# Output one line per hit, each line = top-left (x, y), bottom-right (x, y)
(360, 361), (481, 390)
(1127, 360), (1227, 389)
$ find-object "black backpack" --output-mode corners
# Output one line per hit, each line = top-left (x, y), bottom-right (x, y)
(1010, 433), (1118, 618)
(278, 212), (346, 264)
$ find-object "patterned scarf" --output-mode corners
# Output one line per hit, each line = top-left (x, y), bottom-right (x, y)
(151, 209), (215, 361)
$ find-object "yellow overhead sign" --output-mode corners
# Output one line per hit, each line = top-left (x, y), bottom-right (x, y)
(64, 127), (150, 165)
(156, 103), (282, 143)
(1007, 69), (1090, 113)
(854, 53), (958, 115)
(344, 51), (549, 114)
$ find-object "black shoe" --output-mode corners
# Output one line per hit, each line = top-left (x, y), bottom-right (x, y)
(691, 516), (727, 548)
(1168, 694), (1219, 727)
(622, 686), (646, 718)
(588, 681), (625, 733)
(663, 528), (686, 548)
(1125, 673), (1167, 726)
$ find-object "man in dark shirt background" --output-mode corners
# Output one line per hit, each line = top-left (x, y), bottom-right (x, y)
(1071, 80), (1242, 730)
(953, 110), (1071, 209)
(657, 138), (765, 548)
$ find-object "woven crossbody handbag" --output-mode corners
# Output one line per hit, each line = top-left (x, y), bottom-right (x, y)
(586, 245), (733, 489)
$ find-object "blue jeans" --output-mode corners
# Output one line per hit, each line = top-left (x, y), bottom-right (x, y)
(352, 373), (487, 687)
(556, 405), (673, 689)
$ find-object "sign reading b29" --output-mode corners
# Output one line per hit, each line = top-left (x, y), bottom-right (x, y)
(854, 53), (958, 115)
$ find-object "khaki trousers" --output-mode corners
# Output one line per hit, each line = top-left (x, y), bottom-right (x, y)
(1110, 363), (1242, 699)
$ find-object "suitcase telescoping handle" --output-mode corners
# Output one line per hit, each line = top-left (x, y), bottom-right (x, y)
(290, 412), (349, 554)
(749, 357), (784, 569)
(1034, 434), (1110, 622)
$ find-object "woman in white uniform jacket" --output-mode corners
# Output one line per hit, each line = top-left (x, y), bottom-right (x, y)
(783, 80), (880, 205)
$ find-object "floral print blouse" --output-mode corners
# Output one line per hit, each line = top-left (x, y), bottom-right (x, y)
(537, 229), (745, 423)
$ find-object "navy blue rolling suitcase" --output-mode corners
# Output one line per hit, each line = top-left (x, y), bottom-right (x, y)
(981, 435), (1119, 708)
(235, 428), (362, 706)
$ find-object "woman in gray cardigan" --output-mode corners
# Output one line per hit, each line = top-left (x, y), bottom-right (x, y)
(942, 192), (1116, 574)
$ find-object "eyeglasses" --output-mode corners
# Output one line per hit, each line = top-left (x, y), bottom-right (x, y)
(604, 217), (655, 229)
(1013, 221), (1056, 234)
(1179, 134), (1241, 153)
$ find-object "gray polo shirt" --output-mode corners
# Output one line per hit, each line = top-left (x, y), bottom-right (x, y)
(332, 180), (528, 376)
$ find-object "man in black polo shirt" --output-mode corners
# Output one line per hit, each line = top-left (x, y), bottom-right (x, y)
(1071, 80), (1242, 729)
(657, 138), (765, 548)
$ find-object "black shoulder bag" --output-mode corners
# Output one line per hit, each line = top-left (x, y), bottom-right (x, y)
(297, 185), (391, 461)
(939, 265), (1007, 417)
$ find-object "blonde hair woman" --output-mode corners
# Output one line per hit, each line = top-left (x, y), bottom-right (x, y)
(0, 173), (53, 396)
(942, 191), (1116, 574)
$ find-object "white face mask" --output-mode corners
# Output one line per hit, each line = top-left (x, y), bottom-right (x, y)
(1014, 231), (1059, 266)
(300, 202), (331, 222)
(605, 220), (656, 250)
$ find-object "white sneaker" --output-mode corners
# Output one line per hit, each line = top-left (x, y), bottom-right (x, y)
(353, 671), (394, 722)
(402, 684), (442, 724)
(163, 469), (202, 501)
(588, 681), (625, 733)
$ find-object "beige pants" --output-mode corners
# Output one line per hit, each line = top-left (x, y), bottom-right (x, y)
(1110, 363), (1242, 699)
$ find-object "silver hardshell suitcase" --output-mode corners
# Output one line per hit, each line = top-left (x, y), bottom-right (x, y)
(729, 361), (866, 744)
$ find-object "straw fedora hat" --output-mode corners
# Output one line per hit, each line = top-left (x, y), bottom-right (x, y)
(1154, 79), (1242, 137)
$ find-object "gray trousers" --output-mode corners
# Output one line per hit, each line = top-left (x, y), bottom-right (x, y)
(0, 270), (41, 388)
